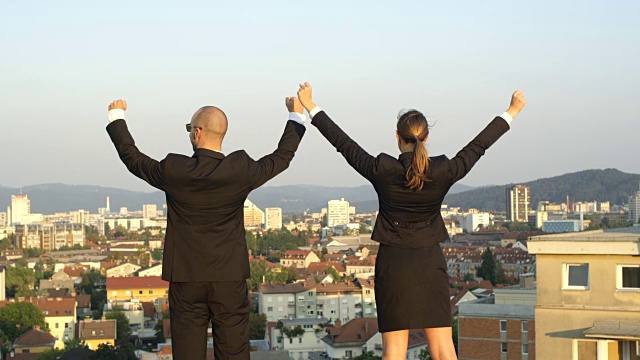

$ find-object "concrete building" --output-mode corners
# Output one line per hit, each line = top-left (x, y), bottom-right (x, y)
(270, 317), (329, 359)
(629, 189), (640, 224)
(143, 204), (158, 219)
(106, 276), (169, 302)
(244, 199), (265, 230)
(507, 185), (530, 222)
(266, 207), (283, 231)
(542, 220), (583, 233)
(462, 213), (491, 233)
(528, 229), (640, 360)
(9, 193), (31, 225)
(279, 250), (321, 269)
(458, 275), (536, 360)
(321, 318), (380, 360)
(328, 199), (350, 227)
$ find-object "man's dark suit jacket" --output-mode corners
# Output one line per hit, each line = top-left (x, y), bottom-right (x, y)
(311, 111), (510, 248)
(107, 119), (305, 282)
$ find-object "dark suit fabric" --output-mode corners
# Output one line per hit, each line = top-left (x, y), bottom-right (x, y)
(107, 118), (305, 358)
(311, 110), (509, 331)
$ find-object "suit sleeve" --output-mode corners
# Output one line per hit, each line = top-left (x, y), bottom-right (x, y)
(106, 120), (166, 190)
(311, 111), (378, 181)
(249, 120), (306, 189)
(448, 117), (510, 184)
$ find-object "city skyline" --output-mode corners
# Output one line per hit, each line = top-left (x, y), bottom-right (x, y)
(1, 1), (639, 192)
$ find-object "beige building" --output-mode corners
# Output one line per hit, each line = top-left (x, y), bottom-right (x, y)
(528, 228), (640, 360)
(266, 207), (283, 230)
(507, 185), (530, 222)
(328, 199), (350, 227)
(244, 199), (264, 230)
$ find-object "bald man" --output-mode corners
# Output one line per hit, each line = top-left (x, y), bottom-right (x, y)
(106, 98), (306, 360)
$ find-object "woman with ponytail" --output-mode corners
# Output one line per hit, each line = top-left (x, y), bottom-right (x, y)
(297, 82), (526, 360)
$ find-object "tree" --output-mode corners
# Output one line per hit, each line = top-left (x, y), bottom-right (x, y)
(90, 343), (135, 360)
(249, 313), (267, 340)
(477, 247), (497, 285)
(35, 348), (65, 360)
(495, 261), (507, 284)
(105, 308), (132, 348)
(359, 223), (371, 234)
(355, 351), (382, 360)
(326, 266), (342, 282)
(5, 266), (37, 298)
(418, 348), (432, 360)
(151, 248), (163, 261)
(0, 302), (47, 343)
(462, 272), (475, 282)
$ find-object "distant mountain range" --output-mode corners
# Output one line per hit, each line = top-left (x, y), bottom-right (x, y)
(0, 168), (637, 214)
(443, 168), (640, 212)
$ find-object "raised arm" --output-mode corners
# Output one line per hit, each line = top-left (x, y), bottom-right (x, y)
(298, 82), (377, 181)
(249, 97), (307, 189)
(105, 100), (166, 190)
(448, 90), (526, 183)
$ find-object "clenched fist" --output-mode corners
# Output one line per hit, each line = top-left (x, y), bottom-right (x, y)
(506, 91), (526, 119)
(285, 97), (303, 113)
(108, 99), (127, 111)
(297, 82), (316, 112)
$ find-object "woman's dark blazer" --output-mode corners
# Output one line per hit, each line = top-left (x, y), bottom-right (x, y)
(311, 110), (510, 248)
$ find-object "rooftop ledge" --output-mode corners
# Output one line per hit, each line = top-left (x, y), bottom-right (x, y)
(528, 228), (640, 255)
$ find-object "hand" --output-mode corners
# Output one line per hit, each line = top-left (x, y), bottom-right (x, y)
(285, 97), (303, 113)
(297, 82), (316, 112)
(108, 99), (127, 111)
(506, 90), (526, 119)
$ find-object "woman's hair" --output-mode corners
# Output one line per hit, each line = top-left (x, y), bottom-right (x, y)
(397, 109), (430, 190)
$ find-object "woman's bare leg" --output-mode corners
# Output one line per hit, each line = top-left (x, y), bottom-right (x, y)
(382, 330), (409, 360)
(424, 327), (457, 360)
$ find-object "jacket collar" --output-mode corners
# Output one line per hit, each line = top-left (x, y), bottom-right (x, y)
(192, 148), (225, 159)
(398, 152), (413, 167)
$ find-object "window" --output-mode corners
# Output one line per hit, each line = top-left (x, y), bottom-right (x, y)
(149, 290), (153, 294)
(56, 323), (59, 329)
(267, 296), (273, 302)
(91, 330), (96, 335)
(139, 290), (143, 294)
(522, 344), (529, 355)
(307, 310), (314, 315)
(298, 296), (305, 301)
(99, 330), (104, 335)
(299, 338), (302, 344)
(501, 343), (507, 353)
(278, 297), (283, 302)
(345, 351), (353, 358)
(111, 291), (117, 296)
(365, 290), (371, 295)
(564, 264), (589, 289)
(522, 320), (528, 333)
(267, 307), (273, 312)
(500, 320), (507, 332)
(289, 338), (293, 344)
(277, 307), (283, 312)
(308, 291), (313, 296)
(617, 265), (640, 290)
(125, 290), (131, 295)
(330, 310), (336, 314)
(65, 323), (69, 329)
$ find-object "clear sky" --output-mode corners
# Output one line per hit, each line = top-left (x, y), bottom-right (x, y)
(1, 1), (638, 192)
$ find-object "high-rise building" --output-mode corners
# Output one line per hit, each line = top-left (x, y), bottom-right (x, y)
(265, 208), (282, 230)
(244, 199), (264, 230)
(328, 198), (350, 227)
(461, 213), (491, 233)
(143, 204), (157, 219)
(10, 194), (31, 225)
(507, 185), (530, 222)
(628, 189), (640, 224)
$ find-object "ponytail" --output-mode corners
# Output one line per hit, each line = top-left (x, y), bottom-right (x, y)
(406, 137), (429, 190)
(397, 110), (430, 191)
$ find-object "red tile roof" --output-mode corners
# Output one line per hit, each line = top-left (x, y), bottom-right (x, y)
(75, 294), (91, 308)
(13, 327), (56, 347)
(106, 276), (168, 290)
(281, 250), (312, 259)
(0, 298), (76, 317)
(325, 318), (378, 344)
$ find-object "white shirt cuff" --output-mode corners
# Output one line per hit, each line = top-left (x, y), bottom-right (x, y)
(309, 106), (322, 118)
(289, 112), (306, 125)
(500, 112), (513, 125)
(108, 109), (126, 123)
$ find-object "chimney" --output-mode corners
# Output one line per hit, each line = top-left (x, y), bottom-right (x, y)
(335, 320), (342, 328)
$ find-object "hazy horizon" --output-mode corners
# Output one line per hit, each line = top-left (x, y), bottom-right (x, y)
(2, 1), (638, 192)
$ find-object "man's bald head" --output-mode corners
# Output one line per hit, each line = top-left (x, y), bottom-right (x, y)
(191, 106), (228, 138)
(189, 106), (228, 151)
